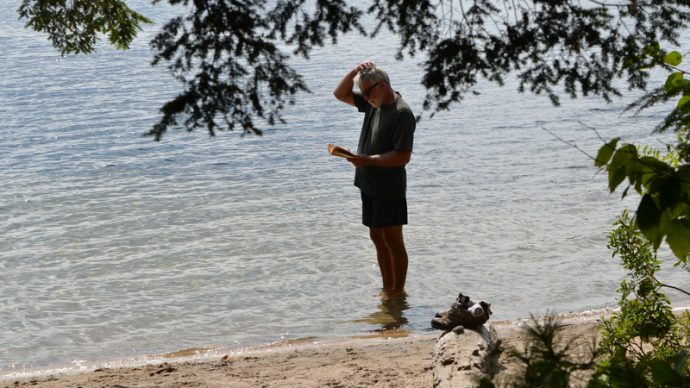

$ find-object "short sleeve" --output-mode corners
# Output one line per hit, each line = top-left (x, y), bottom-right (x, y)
(393, 109), (415, 151)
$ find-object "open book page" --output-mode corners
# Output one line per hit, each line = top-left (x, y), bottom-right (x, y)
(327, 143), (357, 159)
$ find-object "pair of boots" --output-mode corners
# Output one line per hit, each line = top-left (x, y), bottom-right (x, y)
(431, 293), (492, 331)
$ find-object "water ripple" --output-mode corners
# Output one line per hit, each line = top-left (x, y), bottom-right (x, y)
(1, 0), (688, 374)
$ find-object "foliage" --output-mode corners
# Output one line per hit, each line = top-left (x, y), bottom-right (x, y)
(595, 51), (690, 260)
(499, 53), (690, 383)
(591, 48), (690, 382)
(16, 1), (690, 139)
(16, 2), (690, 385)
(145, 0), (371, 139)
(590, 210), (690, 387)
(498, 42), (690, 387)
(488, 213), (688, 387)
(594, 138), (690, 261)
(505, 314), (597, 387)
(18, 0), (152, 55)
(628, 48), (690, 134)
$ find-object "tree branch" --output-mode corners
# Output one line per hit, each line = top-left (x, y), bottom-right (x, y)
(540, 126), (596, 161)
(659, 283), (690, 297)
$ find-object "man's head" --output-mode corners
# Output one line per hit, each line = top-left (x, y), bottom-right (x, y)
(356, 66), (392, 107)
(356, 66), (390, 86)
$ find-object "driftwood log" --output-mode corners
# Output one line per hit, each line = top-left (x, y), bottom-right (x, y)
(431, 324), (500, 388)
(431, 294), (499, 387)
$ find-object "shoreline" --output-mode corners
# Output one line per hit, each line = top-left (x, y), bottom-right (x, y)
(3, 305), (687, 387)
(0, 305), (618, 378)
(0, 307), (614, 386)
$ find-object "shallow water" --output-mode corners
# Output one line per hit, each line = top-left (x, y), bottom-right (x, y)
(1, 0), (688, 375)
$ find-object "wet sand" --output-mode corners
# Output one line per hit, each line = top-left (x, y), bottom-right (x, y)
(3, 311), (611, 387)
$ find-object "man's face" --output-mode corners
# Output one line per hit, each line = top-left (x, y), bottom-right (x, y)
(359, 79), (383, 107)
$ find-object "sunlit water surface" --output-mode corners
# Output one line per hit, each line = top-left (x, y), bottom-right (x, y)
(1, 0), (688, 375)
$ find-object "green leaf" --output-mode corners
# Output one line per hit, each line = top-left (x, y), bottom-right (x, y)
(672, 350), (688, 374)
(638, 156), (674, 175)
(650, 358), (682, 385)
(625, 158), (652, 192)
(664, 72), (687, 93)
(644, 42), (661, 57)
(659, 208), (674, 237)
(678, 165), (690, 196)
(666, 219), (690, 260)
(628, 156), (675, 192)
(636, 194), (662, 249)
(608, 166), (627, 193)
(649, 175), (681, 210)
(678, 95), (690, 110)
(637, 278), (654, 297)
(608, 144), (638, 193)
(669, 202), (689, 219)
(663, 51), (683, 67)
(595, 138), (619, 167)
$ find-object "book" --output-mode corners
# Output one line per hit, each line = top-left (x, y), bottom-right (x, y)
(327, 143), (357, 159)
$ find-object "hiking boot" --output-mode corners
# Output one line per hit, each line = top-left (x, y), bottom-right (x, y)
(431, 293), (491, 330)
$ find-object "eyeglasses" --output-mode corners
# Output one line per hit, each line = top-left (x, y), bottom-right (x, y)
(362, 81), (381, 98)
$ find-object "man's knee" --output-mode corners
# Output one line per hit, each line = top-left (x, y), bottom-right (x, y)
(369, 228), (384, 243)
(381, 226), (404, 245)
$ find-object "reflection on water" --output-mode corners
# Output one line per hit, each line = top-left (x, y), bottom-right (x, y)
(355, 291), (410, 331)
(4, 1), (688, 370)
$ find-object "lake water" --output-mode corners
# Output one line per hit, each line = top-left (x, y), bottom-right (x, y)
(1, 0), (688, 376)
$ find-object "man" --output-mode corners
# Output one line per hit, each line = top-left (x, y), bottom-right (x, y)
(333, 61), (416, 294)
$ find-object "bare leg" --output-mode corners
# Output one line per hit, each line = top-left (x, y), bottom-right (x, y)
(380, 225), (408, 293)
(370, 228), (394, 289)
(370, 226), (408, 292)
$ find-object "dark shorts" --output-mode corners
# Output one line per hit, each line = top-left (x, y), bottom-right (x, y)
(361, 191), (408, 228)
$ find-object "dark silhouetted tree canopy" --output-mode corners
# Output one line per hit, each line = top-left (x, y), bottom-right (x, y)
(17, 0), (690, 140)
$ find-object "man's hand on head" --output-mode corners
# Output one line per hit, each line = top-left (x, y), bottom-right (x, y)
(356, 61), (376, 73)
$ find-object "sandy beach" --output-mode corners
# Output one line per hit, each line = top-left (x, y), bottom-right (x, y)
(2, 312), (607, 388)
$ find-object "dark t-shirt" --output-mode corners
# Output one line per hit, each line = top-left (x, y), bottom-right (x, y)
(353, 92), (415, 200)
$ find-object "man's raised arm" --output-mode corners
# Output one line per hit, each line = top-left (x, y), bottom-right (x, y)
(333, 61), (375, 107)
(333, 66), (358, 106)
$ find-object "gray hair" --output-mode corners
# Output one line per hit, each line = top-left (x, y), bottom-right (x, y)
(355, 66), (390, 86)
